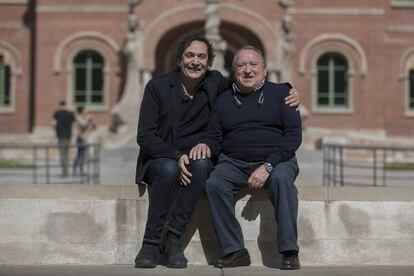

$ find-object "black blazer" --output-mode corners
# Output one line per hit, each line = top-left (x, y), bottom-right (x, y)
(135, 69), (228, 194)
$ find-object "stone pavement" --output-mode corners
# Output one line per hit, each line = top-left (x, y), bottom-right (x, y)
(1, 265), (414, 276)
(99, 138), (324, 186)
(100, 138), (138, 185)
(3, 127), (414, 186)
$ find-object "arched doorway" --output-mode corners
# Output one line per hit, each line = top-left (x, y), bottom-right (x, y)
(153, 21), (265, 79)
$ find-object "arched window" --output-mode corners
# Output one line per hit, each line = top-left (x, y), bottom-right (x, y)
(317, 53), (348, 108)
(73, 50), (104, 106)
(0, 55), (11, 107)
(410, 69), (414, 111)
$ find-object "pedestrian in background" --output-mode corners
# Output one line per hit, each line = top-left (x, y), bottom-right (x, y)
(73, 106), (89, 176)
(52, 101), (75, 177)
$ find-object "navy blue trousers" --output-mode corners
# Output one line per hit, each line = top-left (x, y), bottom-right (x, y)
(143, 158), (212, 245)
(205, 154), (299, 256)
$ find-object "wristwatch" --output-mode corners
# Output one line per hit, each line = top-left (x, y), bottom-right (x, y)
(263, 162), (273, 174)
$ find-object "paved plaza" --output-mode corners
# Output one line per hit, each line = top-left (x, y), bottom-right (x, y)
(99, 138), (324, 187)
(1, 265), (414, 276)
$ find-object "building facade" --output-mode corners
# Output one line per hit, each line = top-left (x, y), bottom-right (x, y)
(0, 0), (413, 136)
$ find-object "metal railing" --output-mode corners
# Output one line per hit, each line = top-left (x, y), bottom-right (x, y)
(323, 143), (414, 187)
(0, 143), (100, 184)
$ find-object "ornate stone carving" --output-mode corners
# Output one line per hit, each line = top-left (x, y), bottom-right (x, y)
(128, 0), (141, 5)
(278, 15), (295, 82)
(110, 0), (143, 134)
(281, 14), (293, 34)
(128, 0), (140, 32)
(205, 0), (228, 77)
(278, 0), (292, 9)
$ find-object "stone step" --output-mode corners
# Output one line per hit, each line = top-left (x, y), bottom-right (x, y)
(0, 185), (413, 266)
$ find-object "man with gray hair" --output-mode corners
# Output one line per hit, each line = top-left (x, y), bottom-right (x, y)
(192, 46), (302, 270)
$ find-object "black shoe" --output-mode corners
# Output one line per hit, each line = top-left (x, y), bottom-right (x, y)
(163, 232), (188, 268)
(134, 243), (159, 268)
(214, 248), (251, 268)
(280, 252), (301, 270)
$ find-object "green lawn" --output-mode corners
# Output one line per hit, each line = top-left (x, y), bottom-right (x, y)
(384, 162), (414, 170)
(0, 160), (35, 169)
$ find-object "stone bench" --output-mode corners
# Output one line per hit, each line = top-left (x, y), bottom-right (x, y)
(1, 184), (413, 266)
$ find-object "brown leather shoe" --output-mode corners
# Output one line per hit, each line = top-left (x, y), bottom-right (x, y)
(280, 253), (301, 270)
(214, 248), (251, 268)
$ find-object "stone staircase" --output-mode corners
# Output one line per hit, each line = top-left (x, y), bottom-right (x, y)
(1, 184), (413, 266)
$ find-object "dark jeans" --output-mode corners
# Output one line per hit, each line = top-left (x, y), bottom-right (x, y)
(205, 154), (299, 256)
(73, 136), (86, 175)
(58, 138), (70, 176)
(143, 157), (212, 245)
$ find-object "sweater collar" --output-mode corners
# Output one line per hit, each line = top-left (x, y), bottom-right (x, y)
(232, 79), (266, 95)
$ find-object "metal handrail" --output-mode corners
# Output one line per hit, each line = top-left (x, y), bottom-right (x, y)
(322, 143), (414, 187)
(0, 143), (100, 184)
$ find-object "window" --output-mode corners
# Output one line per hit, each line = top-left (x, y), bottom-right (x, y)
(410, 69), (414, 110)
(73, 50), (104, 106)
(316, 53), (348, 108)
(0, 55), (11, 107)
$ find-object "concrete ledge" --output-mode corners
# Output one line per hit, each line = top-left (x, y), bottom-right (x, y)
(1, 185), (414, 266)
(0, 185), (141, 200)
(3, 184), (414, 201)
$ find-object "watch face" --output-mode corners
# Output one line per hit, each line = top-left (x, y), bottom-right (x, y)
(264, 163), (273, 173)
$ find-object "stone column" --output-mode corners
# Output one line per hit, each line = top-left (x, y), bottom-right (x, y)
(267, 71), (280, 83)
(277, 0), (308, 119)
(110, 0), (142, 133)
(279, 14), (295, 82)
(141, 70), (152, 93)
(205, 0), (228, 77)
(276, 0), (295, 83)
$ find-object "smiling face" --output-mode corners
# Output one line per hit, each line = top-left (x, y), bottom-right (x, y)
(233, 48), (267, 94)
(178, 40), (209, 83)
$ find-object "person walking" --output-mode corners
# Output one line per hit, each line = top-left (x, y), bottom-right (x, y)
(73, 106), (89, 176)
(53, 101), (75, 177)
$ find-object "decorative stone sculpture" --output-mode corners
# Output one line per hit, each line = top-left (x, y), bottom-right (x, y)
(110, 0), (142, 134)
(205, 0), (228, 77)
(278, 0), (292, 8)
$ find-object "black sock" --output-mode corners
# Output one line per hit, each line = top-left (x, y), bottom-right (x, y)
(282, 250), (298, 256)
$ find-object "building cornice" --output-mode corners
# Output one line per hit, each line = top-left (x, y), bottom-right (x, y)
(0, 0), (28, 4)
(387, 25), (414, 33)
(290, 8), (384, 15)
(391, 0), (414, 8)
(0, 21), (24, 29)
(37, 4), (128, 13)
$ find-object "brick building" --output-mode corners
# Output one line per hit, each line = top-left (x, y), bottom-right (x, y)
(0, 0), (413, 137)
